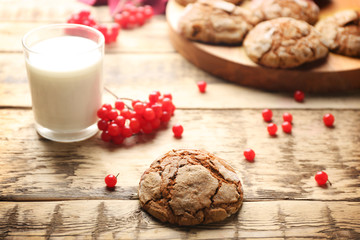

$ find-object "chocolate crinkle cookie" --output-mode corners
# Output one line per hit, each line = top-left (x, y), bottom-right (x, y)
(243, 17), (329, 68)
(252, 0), (320, 25)
(138, 149), (243, 226)
(178, 0), (262, 45)
(315, 10), (360, 58)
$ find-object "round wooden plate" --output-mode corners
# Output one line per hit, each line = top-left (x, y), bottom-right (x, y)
(166, 0), (360, 92)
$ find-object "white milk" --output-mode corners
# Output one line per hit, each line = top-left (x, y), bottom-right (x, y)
(26, 36), (103, 132)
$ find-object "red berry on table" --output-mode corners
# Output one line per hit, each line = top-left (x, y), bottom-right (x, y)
(143, 5), (154, 19)
(197, 81), (207, 93)
(114, 115), (125, 127)
(163, 93), (172, 100)
(323, 113), (335, 127)
(162, 98), (173, 112)
(267, 123), (277, 136)
(97, 119), (108, 131)
(151, 103), (163, 118)
(120, 108), (131, 119)
(108, 123), (121, 136)
(102, 103), (112, 111)
(161, 111), (171, 122)
(97, 107), (109, 120)
(243, 149), (255, 161)
(112, 135), (125, 145)
(143, 108), (155, 121)
(134, 102), (146, 114)
(129, 118), (141, 133)
(282, 112), (293, 122)
(115, 99), (125, 111)
(122, 126), (133, 138)
(315, 171), (330, 186)
(141, 122), (153, 134)
(282, 121), (292, 134)
(107, 109), (119, 120)
(149, 92), (159, 104)
(105, 174), (118, 188)
(172, 124), (184, 138)
(101, 131), (112, 142)
(135, 12), (146, 26)
(294, 90), (305, 102)
(78, 10), (91, 20)
(151, 118), (161, 129)
(262, 109), (273, 122)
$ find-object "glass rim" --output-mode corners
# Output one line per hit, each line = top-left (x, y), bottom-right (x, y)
(22, 23), (105, 55)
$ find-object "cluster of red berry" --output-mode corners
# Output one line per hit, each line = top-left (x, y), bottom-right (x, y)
(97, 91), (177, 145)
(114, 4), (154, 29)
(244, 90), (334, 186)
(67, 10), (120, 44)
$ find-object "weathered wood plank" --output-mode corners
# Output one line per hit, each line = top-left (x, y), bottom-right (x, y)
(0, 200), (359, 239)
(0, 109), (359, 201)
(0, 17), (173, 53)
(1, 53), (360, 109)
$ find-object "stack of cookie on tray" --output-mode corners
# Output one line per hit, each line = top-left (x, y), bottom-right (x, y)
(176, 0), (360, 68)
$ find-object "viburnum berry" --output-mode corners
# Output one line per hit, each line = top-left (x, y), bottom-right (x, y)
(267, 123), (277, 136)
(97, 91), (177, 145)
(143, 108), (155, 121)
(105, 173), (119, 188)
(294, 90), (305, 102)
(114, 4), (154, 29)
(163, 93), (172, 100)
(282, 121), (292, 134)
(112, 135), (125, 145)
(121, 126), (133, 138)
(101, 131), (111, 142)
(172, 124), (184, 138)
(197, 81), (207, 93)
(323, 113), (335, 127)
(282, 112), (293, 123)
(115, 99), (125, 111)
(67, 10), (120, 44)
(151, 118), (161, 129)
(115, 115), (126, 127)
(97, 119), (108, 131)
(97, 107), (109, 120)
(149, 92), (159, 104)
(161, 111), (171, 122)
(108, 123), (121, 136)
(107, 109), (119, 120)
(262, 109), (273, 122)
(243, 149), (255, 162)
(315, 171), (331, 186)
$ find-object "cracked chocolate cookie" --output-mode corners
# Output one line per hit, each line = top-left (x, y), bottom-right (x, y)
(138, 149), (243, 226)
(175, 0), (243, 7)
(252, 0), (320, 25)
(243, 17), (329, 68)
(178, 0), (262, 45)
(315, 10), (360, 58)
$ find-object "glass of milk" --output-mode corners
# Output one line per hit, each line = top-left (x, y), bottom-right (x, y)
(22, 24), (104, 142)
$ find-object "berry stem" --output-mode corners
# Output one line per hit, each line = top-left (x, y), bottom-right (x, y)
(104, 86), (133, 109)
(115, 173), (120, 178)
(327, 179), (332, 186)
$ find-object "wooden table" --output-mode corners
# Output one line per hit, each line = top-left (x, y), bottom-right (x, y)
(1, 0), (360, 239)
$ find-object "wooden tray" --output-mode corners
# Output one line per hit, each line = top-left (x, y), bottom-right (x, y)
(166, 0), (360, 92)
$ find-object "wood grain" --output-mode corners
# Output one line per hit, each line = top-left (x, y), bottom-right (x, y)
(167, 0), (360, 93)
(0, 17), (173, 53)
(0, 200), (359, 239)
(1, 53), (360, 109)
(1, 108), (359, 201)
